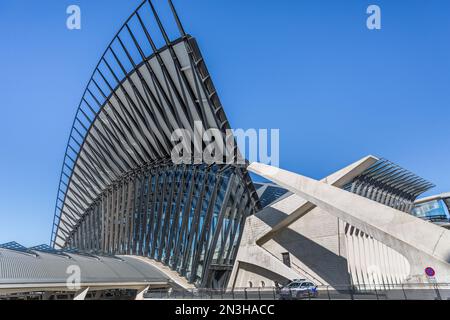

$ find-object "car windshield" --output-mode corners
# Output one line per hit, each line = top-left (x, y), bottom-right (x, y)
(288, 282), (300, 288)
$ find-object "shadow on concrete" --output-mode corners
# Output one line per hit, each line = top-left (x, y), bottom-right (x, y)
(256, 205), (351, 287)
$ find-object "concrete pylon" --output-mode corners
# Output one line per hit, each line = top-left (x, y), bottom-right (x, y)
(248, 162), (450, 283)
(73, 287), (90, 300)
(257, 155), (377, 245)
(135, 286), (150, 300)
(228, 156), (378, 288)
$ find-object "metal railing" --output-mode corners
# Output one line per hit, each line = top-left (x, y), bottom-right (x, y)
(144, 283), (450, 300)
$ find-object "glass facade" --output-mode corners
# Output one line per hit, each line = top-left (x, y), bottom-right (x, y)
(254, 183), (289, 208)
(66, 164), (256, 288)
(412, 199), (450, 222)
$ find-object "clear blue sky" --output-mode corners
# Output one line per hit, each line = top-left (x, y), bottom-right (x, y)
(0, 0), (449, 246)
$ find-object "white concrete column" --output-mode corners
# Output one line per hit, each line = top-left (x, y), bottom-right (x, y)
(135, 286), (150, 300)
(74, 287), (90, 300)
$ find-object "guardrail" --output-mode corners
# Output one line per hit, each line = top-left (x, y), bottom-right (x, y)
(144, 283), (450, 300)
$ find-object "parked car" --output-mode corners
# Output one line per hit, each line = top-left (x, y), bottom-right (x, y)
(279, 281), (318, 300)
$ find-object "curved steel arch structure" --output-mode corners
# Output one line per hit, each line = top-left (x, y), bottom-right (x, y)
(51, 0), (260, 287)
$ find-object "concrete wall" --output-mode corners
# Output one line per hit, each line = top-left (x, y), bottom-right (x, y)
(230, 196), (413, 289)
(265, 207), (350, 286)
(245, 162), (450, 284)
(230, 195), (352, 288)
(344, 225), (410, 288)
(229, 156), (378, 288)
(229, 157), (450, 289)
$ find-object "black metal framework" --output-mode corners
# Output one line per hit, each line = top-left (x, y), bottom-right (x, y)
(51, 0), (260, 288)
(343, 158), (435, 213)
(66, 164), (254, 287)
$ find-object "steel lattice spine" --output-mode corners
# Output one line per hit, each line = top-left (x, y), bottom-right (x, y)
(51, 0), (260, 288)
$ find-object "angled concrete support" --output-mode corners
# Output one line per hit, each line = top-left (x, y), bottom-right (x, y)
(135, 286), (150, 300)
(248, 162), (450, 283)
(229, 156), (377, 288)
(257, 155), (377, 245)
(73, 287), (90, 300)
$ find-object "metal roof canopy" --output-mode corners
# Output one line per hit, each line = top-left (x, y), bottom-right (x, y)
(343, 158), (435, 212)
(0, 245), (169, 290)
(345, 159), (435, 198)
